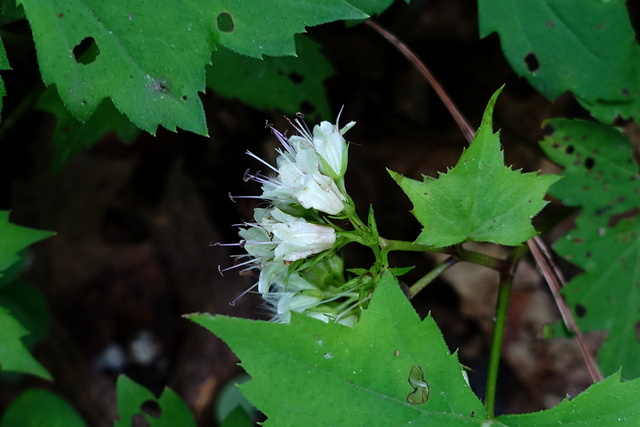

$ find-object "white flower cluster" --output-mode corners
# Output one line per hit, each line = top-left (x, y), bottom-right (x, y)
(247, 118), (354, 215)
(228, 117), (359, 325)
(238, 207), (336, 294)
(265, 256), (359, 327)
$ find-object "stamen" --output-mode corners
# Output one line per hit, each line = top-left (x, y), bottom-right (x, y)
(246, 151), (279, 173)
(229, 282), (259, 306)
(228, 193), (262, 200)
(213, 241), (247, 248)
(219, 258), (258, 274)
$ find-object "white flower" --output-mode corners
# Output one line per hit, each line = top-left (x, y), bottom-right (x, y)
(261, 208), (336, 262)
(273, 146), (345, 215)
(308, 120), (355, 179)
(244, 118), (352, 215)
(263, 256), (361, 326)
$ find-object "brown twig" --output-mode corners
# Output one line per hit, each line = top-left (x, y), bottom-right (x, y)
(528, 236), (603, 383)
(365, 20), (475, 143)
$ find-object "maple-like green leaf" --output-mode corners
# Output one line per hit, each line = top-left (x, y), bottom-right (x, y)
(17, 0), (212, 135)
(0, 307), (51, 380)
(0, 211), (55, 278)
(0, 280), (50, 348)
(497, 372), (640, 426)
(17, 1), (368, 135)
(479, 0), (640, 123)
(207, 35), (332, 119)
(390, 88), (558, 247)
(209, 1), (367, 58)
(37, 87), (140, 174)
(0, 388), (86, 427)
(115, 375), (196, 427)
(188, 273), (486, 426)
(541, 119), (640, 379)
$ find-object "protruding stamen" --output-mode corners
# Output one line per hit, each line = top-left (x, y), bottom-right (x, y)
(229, 282), (259, 306)
(246, 151), (279, 173)
(218, 258), (258, 275)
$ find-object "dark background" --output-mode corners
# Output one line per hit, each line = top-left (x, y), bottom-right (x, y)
(0, 0), (611, 425)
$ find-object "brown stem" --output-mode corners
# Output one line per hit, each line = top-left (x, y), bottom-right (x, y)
(528, 236), (603, 383)
(365, 20), (475, 143)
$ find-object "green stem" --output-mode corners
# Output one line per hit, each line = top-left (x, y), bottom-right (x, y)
(379, 238), (508, 271)
(484, 245), (527, 418)
(454, 245), (510, 271)
(378, 237), (445, 253)
(408, 256), (458, 298)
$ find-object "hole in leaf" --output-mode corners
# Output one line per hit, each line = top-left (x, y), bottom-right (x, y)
(565, 145), (574, 154)
(524, 52), (539, 72)
(541, 124), (555, 136)
(288, 72), (304, 84)
(575, 304), (587, 318)
(73, 37), (99, 65)
(217, 12), (235, 33)
(584, 157), (595, 170)
(140, 400), (162, 418)
(181, 95), (187, 101)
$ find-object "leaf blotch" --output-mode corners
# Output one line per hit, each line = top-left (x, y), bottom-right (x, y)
(524, 52), (539, 72)
(217, 12), (235, 33)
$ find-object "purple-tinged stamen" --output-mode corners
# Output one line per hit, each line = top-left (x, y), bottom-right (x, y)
(229, 282), (259, 306)
(246, 151), (279, 174)
(217, 258), (261, 277)
(288, 115), (313, 142)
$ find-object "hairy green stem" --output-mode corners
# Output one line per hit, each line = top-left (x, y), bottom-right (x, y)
(408, 256), (458, 298)
(378, 237), (443, 253)
(484, 245), (527, 418)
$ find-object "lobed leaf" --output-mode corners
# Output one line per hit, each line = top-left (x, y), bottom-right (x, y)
(479, 0), (640, 123)
(0, 211), (55, 278)
(115, 375), (196, 427)
(18, 0), (213, 135)
(0, 307), (51, 380)
(390, 87), (558, 247)
(188, 273), (486, 425)
(207, 1), (367, 58)
(207, 35), (333, 119)
(0, 388), (86, 427)
(37, 87), (140, 173)
(541, 120), (640, 379)
(497, 372), (640, 426)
